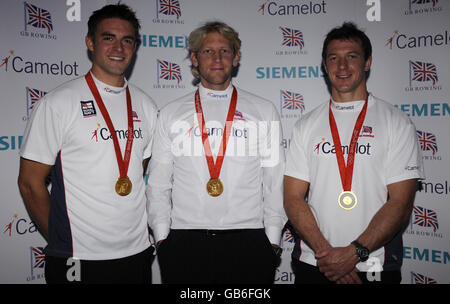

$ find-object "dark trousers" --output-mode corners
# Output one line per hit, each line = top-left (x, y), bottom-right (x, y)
(157, 229), (278, 284)
(45, 247), (154, 284)
(292, 259), (401, 284)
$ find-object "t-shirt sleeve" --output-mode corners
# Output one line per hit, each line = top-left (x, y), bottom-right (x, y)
(142, 97), (158, 160)
(285, 118), (310, 183)
(386, 112), (425, 185)
(20, 95), (63, 165)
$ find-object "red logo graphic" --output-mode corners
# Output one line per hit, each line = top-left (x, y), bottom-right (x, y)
(0, 50), (14, 72)
(314, 138), (326, 154)
(385, 30), (399, 49)
(258, 0), (270, 15)
(3, 214), (18, 236)
(91, 123), (101, 142)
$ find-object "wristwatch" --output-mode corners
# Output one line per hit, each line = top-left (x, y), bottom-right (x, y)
(351, 240), (369, 262)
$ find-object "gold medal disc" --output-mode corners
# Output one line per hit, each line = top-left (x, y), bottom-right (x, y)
(338, 191), (357, 210)
(115, 176), (132, 196)
(206, 178), (223, 197)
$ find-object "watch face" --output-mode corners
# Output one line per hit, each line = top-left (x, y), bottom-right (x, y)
(352, 241), (369, 262)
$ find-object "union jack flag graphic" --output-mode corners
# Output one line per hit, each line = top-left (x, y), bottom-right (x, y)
(283, 229), (295, 243)
(413, 206), (439, 232)
(26, 87), (47, 118)
(411, 0), (438, 7)
(409, 60), (438, 86)
(158, 0), (181, 19)
(25, 2), (53, 34)
(411, 272), (437, 284)
(280, 27), (304, 49)
(30, 246), (45, 275)
(416, 130), (438, 155)
(234, 110), (246, 121)
(362, 126), (372, 134)
(280, 90), (305, 112)
(157, 59), (182, 84)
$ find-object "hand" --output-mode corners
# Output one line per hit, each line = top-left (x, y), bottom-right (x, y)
(315, 245), (359, 282)
(336, 268), (362, 284)
(272, 244), (282, 267)
(156, 239), (165, 249)
(271, 244), (283, 255)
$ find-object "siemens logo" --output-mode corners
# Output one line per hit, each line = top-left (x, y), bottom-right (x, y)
(256, 65), (324, 79)
(394, 103), (450, 117)
(404, 246), (450, 264)
(140, 34), (188, 48)
(0, 136), (23, 151)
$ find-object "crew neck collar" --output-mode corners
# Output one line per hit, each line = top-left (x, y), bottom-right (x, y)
(199, 83), (233, 101)
(330, 93), (372, 112)
(90, 72), (128, 94)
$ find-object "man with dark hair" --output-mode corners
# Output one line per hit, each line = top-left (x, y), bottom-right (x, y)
(284, 22), (424, 284)
(147, 21), (286, 284)
(18, 3), (157, 284)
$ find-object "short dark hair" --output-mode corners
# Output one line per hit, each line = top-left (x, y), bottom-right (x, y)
(87, 3), (140, 40)
(322, 22), (372, 63)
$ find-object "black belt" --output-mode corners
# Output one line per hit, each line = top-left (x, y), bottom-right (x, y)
(171, 228), (263, 236)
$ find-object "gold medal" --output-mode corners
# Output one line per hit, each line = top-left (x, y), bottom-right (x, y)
(206, 178), (223, 197)
(338, 190), (357, 210)
(115, 176), (132, 196)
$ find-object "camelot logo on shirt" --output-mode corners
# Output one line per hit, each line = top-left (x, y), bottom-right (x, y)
(91, 123), (144, 142)
(314, 137), (372, 155)
(334, 104), (354, 111)
(207, 92), (228, 98)
(171, 119), (281, 167)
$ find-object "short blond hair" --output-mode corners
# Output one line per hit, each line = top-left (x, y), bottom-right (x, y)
(188, 21), (241, 78)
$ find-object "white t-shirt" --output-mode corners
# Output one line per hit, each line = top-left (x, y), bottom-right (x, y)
(147, 83), (287, 245)
(20, 73), (158, 260)
(285, 94), (425, 271)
